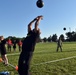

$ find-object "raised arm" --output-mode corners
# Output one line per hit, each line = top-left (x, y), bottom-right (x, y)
(28, 16), (43, 33)
(34, 16), (43, 33)
(28, 16), (39, 33)
(28, 19), (36, 33)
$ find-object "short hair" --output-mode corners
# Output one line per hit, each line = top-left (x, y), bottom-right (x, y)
(0, 36), (4, 40)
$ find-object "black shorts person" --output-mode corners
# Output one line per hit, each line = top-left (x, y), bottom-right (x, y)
(0, 36), (8, 65)
(18, 15), (43, 75)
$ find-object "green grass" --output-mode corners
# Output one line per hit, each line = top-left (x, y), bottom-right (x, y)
(0, 42), (76, 75)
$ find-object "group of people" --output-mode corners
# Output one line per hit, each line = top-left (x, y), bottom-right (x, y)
(0, 36), (23, 65)
(7, 38), (22, 52)
(0, 16), (43, 75)
(0, 15), (63, 75)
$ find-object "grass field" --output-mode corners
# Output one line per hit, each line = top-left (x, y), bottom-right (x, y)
(0, 42), (76, 75)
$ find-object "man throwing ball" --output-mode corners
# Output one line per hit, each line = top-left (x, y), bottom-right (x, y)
(18, 15), (43, 75)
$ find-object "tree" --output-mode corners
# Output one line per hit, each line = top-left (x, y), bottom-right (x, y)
(42, 37), (47, 42)
(52, 34), (57, 42)
(47, 35), (52, 42)
(66, 31), (76, 41)
(66, 32), (72, 41)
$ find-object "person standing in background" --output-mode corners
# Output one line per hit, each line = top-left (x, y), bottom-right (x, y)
(13, 40), (17, 52)
(56, 36), (62, 52)
(18, 40), (22, 52)
(7, 38), (12, 52)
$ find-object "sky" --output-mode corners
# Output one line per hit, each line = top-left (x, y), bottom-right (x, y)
(0, 0), (76, 38)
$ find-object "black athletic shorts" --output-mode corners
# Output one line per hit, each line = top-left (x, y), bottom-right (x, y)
(0, 48), (7, 55)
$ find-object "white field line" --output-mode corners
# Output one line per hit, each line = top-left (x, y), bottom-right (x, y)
(7, 52), (76, 66)
(7, 51), (50, 56)
(7, 53), (20, 56)
(33, 56), (76, 66)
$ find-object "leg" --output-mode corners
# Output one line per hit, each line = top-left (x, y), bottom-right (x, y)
(8, 45), (9, 52)
(60, 46), (62, 52)
(10, 46), (11, 52)
(1, 55), (8, 65)
(56, 45), (59, 52)
(18, 52), (33, 75)
(19, 46), (21, 52)
(19, 46), (20, 52)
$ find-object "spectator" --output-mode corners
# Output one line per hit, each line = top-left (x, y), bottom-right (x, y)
(18, 40), (22, 52)
(7, 38), (12, 52)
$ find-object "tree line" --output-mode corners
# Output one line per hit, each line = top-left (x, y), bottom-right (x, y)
(42, 31), (76, 42)
(4, 31), (76, 43)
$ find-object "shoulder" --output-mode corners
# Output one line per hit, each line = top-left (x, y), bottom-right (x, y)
(27, 30), (33, 35)
(3, 40), (6, 43)
(1, 40), (4, 43)
(33, 29), (40, 34)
